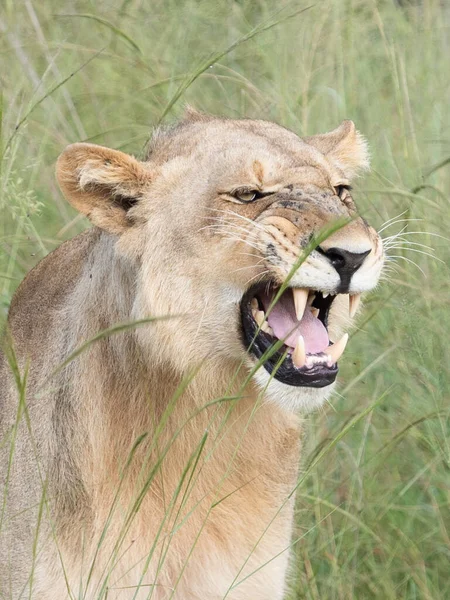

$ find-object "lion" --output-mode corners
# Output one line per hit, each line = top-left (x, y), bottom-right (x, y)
(0, 111), (384, 600)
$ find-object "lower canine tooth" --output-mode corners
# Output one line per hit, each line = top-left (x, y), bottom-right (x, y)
(292, 336), (306, 368)
(255, 310), (265, 327)
(327, 333), (349, 364)
(349, 294), (361, 318)
(261, 322), (271, 333)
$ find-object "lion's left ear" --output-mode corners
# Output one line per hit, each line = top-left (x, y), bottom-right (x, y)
(56, 143), (152, 234)
(304, 120), (370, 180)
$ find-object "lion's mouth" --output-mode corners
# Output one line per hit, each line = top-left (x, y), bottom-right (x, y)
(240, 283), (354, 388)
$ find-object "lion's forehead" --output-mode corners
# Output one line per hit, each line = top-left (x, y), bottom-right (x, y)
(148, 118), (327, 171)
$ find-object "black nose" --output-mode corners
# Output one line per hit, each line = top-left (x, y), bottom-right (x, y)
(319, 247), (370, 289)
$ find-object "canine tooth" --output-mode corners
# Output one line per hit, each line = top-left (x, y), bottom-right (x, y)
(251, 298), (259, 310)
(292, 336), (306, 368)
(261, 321), (274, 336)
(255, 310), (265, 327)
(311, 307), (320, 319)
(349, 294), (361, 318)
(327, 333), (349, 364)
(293, 288), (308, 321)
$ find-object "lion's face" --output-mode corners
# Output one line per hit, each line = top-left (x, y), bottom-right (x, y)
(57, 114), (384, 412)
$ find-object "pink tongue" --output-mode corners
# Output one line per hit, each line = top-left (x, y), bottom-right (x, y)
(260, 290), (329, 354)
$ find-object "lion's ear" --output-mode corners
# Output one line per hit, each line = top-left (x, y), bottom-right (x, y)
(304, 120), (369, 179)
(56, 143), (152, 234)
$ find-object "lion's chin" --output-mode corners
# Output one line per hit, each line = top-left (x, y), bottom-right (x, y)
(253, 369), (335, 414)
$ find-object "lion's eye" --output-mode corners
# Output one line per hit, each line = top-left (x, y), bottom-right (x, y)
(225, 187), (272, 204)
(234, 189), (258, 203)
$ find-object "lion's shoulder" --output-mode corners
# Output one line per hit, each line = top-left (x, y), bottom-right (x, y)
(7, 228), (101, 357)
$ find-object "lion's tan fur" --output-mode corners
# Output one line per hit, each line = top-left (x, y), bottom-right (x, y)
(0, 113), (383, 599)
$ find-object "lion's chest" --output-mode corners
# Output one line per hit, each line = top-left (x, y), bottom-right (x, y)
(79, 479), (296, 600)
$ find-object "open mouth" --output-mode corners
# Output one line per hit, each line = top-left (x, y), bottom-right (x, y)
(240, 283), (354, 388)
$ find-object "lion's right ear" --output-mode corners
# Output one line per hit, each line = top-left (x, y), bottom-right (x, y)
(304, 121), (369, 180)
(56, 143), (152, 234)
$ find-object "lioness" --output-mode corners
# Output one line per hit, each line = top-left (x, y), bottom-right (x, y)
(0, 112), (384, 599)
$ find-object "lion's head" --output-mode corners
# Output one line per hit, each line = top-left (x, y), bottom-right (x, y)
(57, 112), (383, 412)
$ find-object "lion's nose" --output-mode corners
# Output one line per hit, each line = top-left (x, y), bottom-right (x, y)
(319, 246), (370, 281)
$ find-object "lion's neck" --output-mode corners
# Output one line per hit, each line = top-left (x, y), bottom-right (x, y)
(59, 232), (301, 517)
(77, 349), (300, 489)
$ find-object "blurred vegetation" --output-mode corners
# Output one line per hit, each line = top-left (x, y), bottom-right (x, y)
(0, 0), (449, 598)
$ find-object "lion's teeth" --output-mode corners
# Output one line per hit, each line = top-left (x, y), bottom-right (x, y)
(311, 307), (320, 319)
(306, 354), (328, 367)
(251, 298), (259, 310)
(322, 292), (329, 299)
(261, 321), (273, 335)
(327, 333), (349, 364)
(292, 336), (306, 368)
(293, 288), (308, 321)
(349, 294), (361, 318)
(255, 310), (265, 327)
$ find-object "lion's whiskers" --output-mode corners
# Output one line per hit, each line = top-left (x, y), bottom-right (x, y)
(232, 259), (266, 274)
(381, 222), (446, 274)
(199, 219), (264, 253)
(377, 210), (422, 234)
(243, 270), (272, 287)
(385, 254), (426, 275)
(206, 208), (269, 233)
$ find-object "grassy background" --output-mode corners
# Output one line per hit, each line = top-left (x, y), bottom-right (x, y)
(1, 0), (449, 598)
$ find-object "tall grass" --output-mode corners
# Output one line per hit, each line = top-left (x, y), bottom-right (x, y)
(0, 0), (449, 598)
